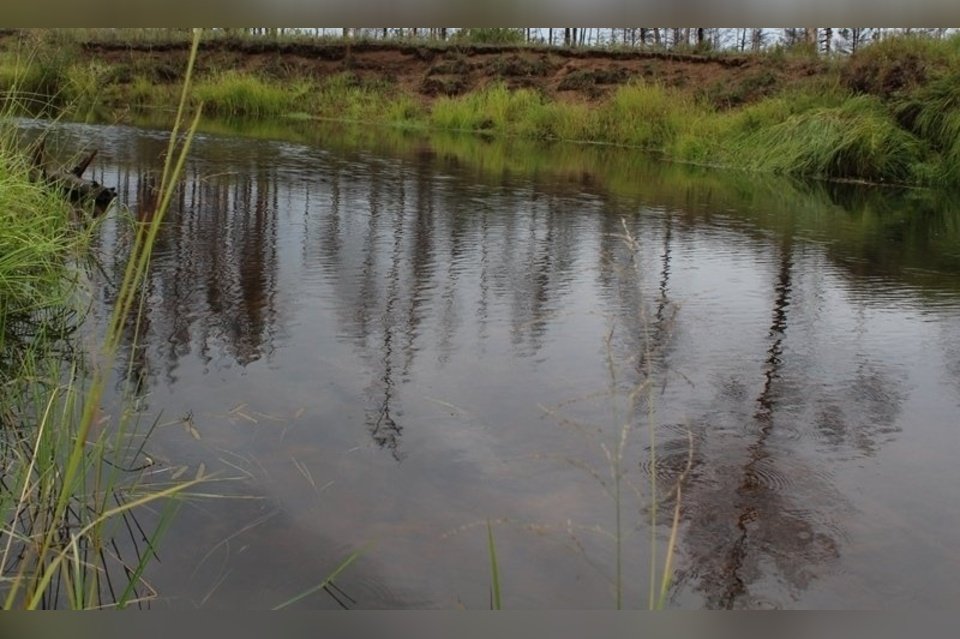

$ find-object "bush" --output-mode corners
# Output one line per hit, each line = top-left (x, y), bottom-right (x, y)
(455, 29), (526, 45)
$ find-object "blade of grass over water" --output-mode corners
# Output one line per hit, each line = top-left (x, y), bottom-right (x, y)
(272, 546), (367, 610)
(657, 429), (693, 610)
(487, 519), (502, 610)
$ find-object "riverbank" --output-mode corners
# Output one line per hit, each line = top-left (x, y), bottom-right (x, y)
(2, 31), (958, 185)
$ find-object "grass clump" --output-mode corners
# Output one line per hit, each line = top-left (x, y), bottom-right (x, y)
(0, 144), (78, 323)
(589, 83), (702, 150)
(195, 70), (312, 118)
(731, 94), (925, 183)
(0, 53), (54, 115)
(0, 54), (44, 99)
(428, 81), (703, 149)
(895, 70), (960, 183)
(313, 72), (411, 123)
(430, 82), (550, 135)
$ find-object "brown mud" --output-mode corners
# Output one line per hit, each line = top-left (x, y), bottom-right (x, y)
(65, 37), (827, 108)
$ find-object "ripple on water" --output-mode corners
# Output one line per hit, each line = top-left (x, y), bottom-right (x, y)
(637, 426), (704, 487)
(739, 453), (837, 496)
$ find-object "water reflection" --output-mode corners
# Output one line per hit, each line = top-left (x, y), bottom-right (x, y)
(696, 233), (843, 609)
(18, 116), (960, 608)
(95, 160), (284, 394)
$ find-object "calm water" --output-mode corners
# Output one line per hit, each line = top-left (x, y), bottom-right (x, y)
(21, 118), (960, 609)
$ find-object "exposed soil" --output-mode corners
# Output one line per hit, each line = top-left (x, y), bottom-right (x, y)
(64, 38), (827, 108)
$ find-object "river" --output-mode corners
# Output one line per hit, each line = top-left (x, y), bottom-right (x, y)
(19, 117), (960, 609)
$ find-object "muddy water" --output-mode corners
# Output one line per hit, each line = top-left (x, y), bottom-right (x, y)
(23, 118), (960, 609)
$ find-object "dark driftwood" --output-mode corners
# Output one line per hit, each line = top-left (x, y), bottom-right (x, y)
(31, 138), (117, 212)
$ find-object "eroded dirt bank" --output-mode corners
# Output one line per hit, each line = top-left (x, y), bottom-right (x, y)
(71, 37), (825, 108)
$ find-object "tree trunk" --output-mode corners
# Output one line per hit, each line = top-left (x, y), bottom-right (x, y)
(31, 141), (116, 211)
(820, 27), (832, 54)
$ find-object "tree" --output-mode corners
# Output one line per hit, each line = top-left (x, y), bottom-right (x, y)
(819, 27), (832, 54)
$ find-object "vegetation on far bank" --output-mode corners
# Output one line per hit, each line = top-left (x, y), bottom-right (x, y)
(3, 29), (960, 187)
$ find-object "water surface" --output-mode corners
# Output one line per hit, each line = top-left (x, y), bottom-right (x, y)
(22, 118), (960, 609)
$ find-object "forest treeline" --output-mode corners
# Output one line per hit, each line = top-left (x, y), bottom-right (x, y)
(29, 27), (956, 55)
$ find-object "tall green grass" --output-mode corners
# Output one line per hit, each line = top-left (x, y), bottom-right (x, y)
(0, 52), (53, 115)
(0, 35), (105, 117)
(0, 30), (204, 609)
(590, 83), (700, 149)
(194, 70), (313, 118)
(429, 81), (701, 149)
(430, 83), (549, 134)
(313, 73), (422, 124)
(727, 94), (926, 183)
(895, 70), (960, 183)
(0, 142), (77, 321)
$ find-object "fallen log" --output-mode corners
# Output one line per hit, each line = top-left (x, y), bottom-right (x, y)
(31, 138), (117, 212)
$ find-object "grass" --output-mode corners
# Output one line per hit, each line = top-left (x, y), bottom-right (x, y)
(0, 30), (205, 609)
(313, 73), (420, 124)
(727, 93), (926, 183)
(272, 546), (366, 610)
(428, 81), (701, 149)
(895, 70), (960, 183)
(594, 83), (699, 149)
(430, 83), (550, 134)
(194, 71), (313, 118)
(417, 78), (948, 186)
(0, 140), (78, 322)
(0, 52), (56, 115)
(486, 519), (501, 609)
